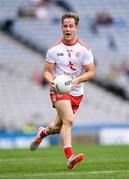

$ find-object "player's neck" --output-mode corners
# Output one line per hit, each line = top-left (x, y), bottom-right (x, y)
(62, 38), (78, 46)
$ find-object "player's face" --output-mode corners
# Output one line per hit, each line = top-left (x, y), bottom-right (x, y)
(62, 18), (78, 43)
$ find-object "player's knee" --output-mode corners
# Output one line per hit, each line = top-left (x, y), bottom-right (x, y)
(63, 115), (74, 127)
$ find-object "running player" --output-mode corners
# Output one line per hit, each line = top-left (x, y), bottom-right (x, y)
(30, 12), (95, 169)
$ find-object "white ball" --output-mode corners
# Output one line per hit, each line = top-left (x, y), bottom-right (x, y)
(54, 75), (72, 94)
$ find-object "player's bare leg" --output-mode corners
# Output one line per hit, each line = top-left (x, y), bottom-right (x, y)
(30, 113), (62, 151)
(55, 100), (85, 169)
(55, 100), (74, 146)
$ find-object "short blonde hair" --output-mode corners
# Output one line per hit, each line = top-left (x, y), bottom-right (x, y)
(61, 12), (79, 25)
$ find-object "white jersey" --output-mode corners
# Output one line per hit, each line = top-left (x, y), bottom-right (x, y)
(46, 38), (94, 96)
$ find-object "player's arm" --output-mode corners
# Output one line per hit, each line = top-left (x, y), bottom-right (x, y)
(43, 61), (55, 88)
(79, 62), (95, 83)
(72, 62), (95, 88)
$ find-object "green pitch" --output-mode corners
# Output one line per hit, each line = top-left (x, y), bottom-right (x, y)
(0, 144), (129, 179)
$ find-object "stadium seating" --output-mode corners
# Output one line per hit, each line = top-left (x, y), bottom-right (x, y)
(0, 0), (129, 131)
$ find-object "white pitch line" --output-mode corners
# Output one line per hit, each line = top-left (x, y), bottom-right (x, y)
(1, 169), (129, 178)
(0, 157), (64, 164)
(1, 157), (127, 163)
(28, 170), (129, 176)
(0, 157), (37, 162)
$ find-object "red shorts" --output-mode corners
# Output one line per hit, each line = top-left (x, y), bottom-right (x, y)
(50, 88), (83, 113)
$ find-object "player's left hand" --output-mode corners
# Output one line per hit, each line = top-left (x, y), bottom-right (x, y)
(71, 77), (79, 89)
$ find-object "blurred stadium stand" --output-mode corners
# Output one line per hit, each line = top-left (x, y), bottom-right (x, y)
(0, 0), (129, 147)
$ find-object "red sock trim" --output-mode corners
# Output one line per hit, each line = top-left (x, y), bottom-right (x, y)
(64, 147), (73, 159)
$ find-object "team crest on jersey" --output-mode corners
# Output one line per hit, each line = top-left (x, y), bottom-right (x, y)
(75, 52), (80, 58)
(57, 52), (64, 56)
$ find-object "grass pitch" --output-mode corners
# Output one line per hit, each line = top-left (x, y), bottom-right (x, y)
(0, 144), (129, 179)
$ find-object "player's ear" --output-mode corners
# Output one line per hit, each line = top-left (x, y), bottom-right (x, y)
(76, 25), (79, 31)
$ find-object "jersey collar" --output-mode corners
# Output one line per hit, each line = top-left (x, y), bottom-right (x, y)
(61, 38), (79, 46)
